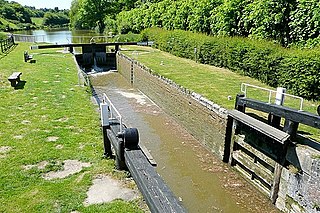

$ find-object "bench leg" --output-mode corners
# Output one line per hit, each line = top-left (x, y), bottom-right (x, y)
(10, 80), (16, 87)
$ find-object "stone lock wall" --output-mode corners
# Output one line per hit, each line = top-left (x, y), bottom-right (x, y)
(117, 53), (228, 160)
(277, 145), (320, 213)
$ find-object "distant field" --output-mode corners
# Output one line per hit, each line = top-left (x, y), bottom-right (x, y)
(31, 17), (43, 27)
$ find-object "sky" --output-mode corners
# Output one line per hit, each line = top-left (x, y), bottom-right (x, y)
(12, 0), (72, 10)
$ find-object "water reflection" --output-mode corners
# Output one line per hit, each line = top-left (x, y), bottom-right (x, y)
(14, 29), (103, 44)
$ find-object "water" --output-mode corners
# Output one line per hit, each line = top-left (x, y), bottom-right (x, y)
(14, 29), (104, 44)
(90, 72), (278, 213)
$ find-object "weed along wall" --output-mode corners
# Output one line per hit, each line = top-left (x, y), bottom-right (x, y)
(116, 52), (320, 213)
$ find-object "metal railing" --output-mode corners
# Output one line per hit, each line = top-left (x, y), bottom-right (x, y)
(89, 36), (113, 43)
(241, 83), (304, 111)
(0, 35), (15, 52)
(102, 93), (123, 133)
(12, 34), (46, 43)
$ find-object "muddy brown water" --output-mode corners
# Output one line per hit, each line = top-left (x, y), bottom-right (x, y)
(90, 72), (278, 213)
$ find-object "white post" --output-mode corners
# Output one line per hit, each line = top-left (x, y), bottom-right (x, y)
(100, 103), (109, 127)
(275, 87), (286, 106)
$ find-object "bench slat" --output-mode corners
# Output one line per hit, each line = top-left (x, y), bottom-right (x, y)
(8, 72), (22, 80)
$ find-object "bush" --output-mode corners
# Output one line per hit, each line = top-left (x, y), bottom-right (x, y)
(114, 33), (142, 42)
(143, 28), (320, 100)
(0, 32), (7, 40)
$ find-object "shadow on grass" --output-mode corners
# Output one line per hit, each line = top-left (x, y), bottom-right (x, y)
(14, 80), (26, 90)
(0, 44), (18, 60)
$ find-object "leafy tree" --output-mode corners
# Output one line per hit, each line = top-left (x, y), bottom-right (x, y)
(0, 2), (32, 23)
(43, 12), (69, 26)
(242, 0), (295, 46)
(78, 0), (117, 33)
(209, 0), (246, 36)
(289, 0), (320, 43)
(70, 0), (86, 29)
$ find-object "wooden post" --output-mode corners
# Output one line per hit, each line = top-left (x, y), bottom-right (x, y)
(100, 103), (112, 158)
(224, 116), (234, 163)
(102, 126), (112, 158)
(228, 118), (237, 166)
(270, 114), (294, 204)
(130, 60), (134, 84)
(11, 35), (15, 45)
(268, 87), (286, 128)
(283, 119), (299, 141)
(270, 162), (283, 204)
(235, 94), (246, 112)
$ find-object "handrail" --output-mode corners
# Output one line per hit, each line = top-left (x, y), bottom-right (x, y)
(241, 83), (304, 111)
(89, 36), (113, 43)
(102, 93), (123, 133)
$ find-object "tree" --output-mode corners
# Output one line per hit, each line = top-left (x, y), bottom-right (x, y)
(79, 0), (117, 33)
(242, 0), (295, 46)
(289, 0), (320, 43)
(70, 0), (85, 29)
(43, 12), (69, 26)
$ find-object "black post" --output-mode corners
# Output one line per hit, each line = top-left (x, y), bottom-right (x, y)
(268, 113), (281, 129)
(283, 119), (299, 142)
(235, 94), (246, 112)
(116, 139), (126, 170)
(223, 116), (234, 163)
(102, 126), (112, 158)
(11, 35), (15, 45)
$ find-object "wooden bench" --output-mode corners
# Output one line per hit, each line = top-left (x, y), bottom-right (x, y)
(24, 51), (33, 62)
(8, 72), (22, 87)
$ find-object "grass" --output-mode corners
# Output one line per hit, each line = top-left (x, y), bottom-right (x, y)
(0, 17), (18, 30)
(0, 42), (143, 212)
(31, 17), (44, 27)
(121, 45), (320, 142)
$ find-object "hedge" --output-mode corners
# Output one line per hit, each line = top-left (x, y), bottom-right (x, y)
(142, 28), (320, 100)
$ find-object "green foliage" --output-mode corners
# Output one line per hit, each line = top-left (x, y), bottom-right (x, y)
(278, 49), (320, 100)
(116, 0), (320, 48)
(114, 33), (142, 42)
(289, 0), (320, 43)
(143, 28), (320, 100)
(79, 0), (117, 33)
(42, 12), (69, 27)
(0, 2), (32, 23)
(0, 31), (6, 39)
(104, 16), (117, 34)
(70, 0), (139, 33)
(209, 0), (245, 36)
(0, 0), (69, 30)
(241, 0), (294, 46)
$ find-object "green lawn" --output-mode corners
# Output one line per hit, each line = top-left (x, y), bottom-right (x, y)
(31, 17), (44, 27)
(0, 43), (143, 213)
(122, 46), (320, 142)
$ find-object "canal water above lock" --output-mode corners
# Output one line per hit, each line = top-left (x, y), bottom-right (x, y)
(90, 72), (278, 213)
